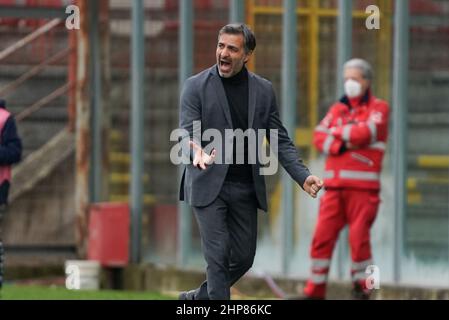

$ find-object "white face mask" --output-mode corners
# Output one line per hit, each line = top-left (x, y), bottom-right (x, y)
(344, 79), (362, 98)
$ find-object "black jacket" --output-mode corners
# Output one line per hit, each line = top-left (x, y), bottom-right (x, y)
(0, 106), (22, 205)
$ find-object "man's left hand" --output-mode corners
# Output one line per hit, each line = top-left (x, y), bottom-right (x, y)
(303, 175), (324, 198)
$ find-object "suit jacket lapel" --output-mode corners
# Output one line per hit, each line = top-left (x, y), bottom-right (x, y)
(248, 72), (257, 128)
(210, 66), (233, 128)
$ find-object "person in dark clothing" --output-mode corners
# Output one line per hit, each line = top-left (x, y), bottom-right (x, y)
(178, 24), (323, 300)
(0, 98), (22, 290)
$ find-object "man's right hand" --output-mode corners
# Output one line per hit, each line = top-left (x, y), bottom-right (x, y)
(303, 175), (324, 199)
(190, 141), (216, 170)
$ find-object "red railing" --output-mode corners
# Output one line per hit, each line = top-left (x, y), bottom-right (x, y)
(0, 18), (75, 128)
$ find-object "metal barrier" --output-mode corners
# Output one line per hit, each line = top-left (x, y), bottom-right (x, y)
(246, 0), (393, 152)
(0, 18), (74, 126)
(0, 14), (77, 262)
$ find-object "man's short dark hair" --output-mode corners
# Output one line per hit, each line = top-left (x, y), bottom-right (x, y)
(218, 24), (256, 54)
(0, 99), (5, 108)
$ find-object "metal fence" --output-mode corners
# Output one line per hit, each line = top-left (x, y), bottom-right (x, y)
(0, 0), (448, 288)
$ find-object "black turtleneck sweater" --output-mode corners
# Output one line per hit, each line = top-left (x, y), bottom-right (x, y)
(220, 66), (253, 183)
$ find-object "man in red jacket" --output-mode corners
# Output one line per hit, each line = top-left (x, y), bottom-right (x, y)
(302, 59), (389, 300)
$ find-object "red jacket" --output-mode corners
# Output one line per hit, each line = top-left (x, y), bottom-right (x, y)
(313, 90), (389, 190)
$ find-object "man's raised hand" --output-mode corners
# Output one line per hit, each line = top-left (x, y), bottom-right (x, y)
(190, 141), (216, 170)
(303, 175), (324, 198)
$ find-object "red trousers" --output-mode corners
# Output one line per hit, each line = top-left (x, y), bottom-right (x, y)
(303, 188), (380, 299)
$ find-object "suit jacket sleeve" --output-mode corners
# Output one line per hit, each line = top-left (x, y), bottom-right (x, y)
(179, 78), (202, 162)
(267, 84), (311, 189)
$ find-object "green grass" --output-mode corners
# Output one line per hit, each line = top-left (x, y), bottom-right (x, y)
(0, 285), (176, 300)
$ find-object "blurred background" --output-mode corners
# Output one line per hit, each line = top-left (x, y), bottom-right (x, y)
(0, 0), (448, 299)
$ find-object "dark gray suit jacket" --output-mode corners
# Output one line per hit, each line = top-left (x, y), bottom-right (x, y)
(179, 65), (310, 212)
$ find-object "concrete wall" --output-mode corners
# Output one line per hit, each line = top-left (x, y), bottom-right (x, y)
(121, 264), (449, 300)
(2, 154), (77, 267)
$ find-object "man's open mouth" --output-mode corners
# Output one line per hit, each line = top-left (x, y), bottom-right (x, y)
(220, 60), (232, 71)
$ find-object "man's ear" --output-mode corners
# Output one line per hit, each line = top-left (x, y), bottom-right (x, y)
(244, 50), (253, 64)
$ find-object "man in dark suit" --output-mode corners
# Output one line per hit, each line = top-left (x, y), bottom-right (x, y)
(178, 24), (322, 300)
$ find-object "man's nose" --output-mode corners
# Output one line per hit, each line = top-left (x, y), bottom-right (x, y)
(221, 48), (230, 58)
